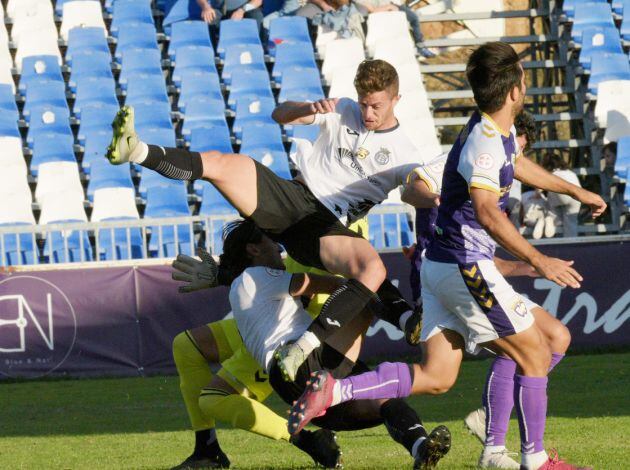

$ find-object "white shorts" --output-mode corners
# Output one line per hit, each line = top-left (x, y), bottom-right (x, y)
(420, 257), (537, 354)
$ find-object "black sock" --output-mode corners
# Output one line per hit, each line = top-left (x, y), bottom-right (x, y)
(193, 429), (220, 457)
(307, 278), (375, 342)
(141, 145), (204, 181)
(380, 399), (427, 456)
(373, 279), (413, 328)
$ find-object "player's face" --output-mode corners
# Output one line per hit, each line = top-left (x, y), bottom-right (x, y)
(358, 90), (399, 131)
(255, 235), (284, 269)
(512, 65), (526, 117)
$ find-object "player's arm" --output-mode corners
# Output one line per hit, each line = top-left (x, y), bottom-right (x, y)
(471, 188), (582, 288)
(271, 98), (339, 126)
(515, 155), (606, 218)
(289, 272), (346, 297)
(401, 171), (440, 208)
(493, 256), (538, 277)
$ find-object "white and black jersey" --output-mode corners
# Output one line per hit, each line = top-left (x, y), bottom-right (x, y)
(295, 98), (423, 225)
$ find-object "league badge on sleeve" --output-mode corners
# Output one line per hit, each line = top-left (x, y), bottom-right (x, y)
(474, 153), (494, 170)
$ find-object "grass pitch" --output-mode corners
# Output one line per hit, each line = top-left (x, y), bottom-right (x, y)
(1, 352), (628, 469)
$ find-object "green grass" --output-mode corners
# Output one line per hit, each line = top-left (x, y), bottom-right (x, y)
(1, 353), (628, 469)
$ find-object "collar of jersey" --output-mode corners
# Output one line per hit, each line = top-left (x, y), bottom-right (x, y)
(480, 112), (510, 138)
(373, 121), (400, 134)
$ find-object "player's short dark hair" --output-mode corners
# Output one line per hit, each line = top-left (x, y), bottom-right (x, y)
(466, 42), (523, 113)
(514, 110), (537, 151)
(354, 59), (399, 97)
(218, 219), (264, 285)
(541, 152), (570, 172)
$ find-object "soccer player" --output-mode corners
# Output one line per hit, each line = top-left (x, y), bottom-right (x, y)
(106, 59), (430, 379)
(406, 111), (573, 468)
(180, 219), (451, 469)
(288, 42), (605, 470)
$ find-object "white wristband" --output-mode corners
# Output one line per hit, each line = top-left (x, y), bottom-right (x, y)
(242, 3), (255, 11)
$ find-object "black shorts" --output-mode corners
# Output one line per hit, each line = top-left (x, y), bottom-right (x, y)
(247, 161), (363, 270)
(269, 343), (383, 431)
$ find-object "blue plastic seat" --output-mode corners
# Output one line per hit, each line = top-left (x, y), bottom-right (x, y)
(563, 0), (606, 18)
(178, 70), (222, 111)
(0, 223), (38, 266)
(66, 27), (110, 64)
(588, 53), (630, 94)
(119, 48), (164, 89)
(30, 131), (76, 175)
(74, 77), (119, 117)
(0, 114), (20, 138)
(23, 79), (68, 119)
(272, 42), (317, 84)
(115, 23), (159, 62)
(0, 84), (17, 115)
(278, 67), (324, 102)
(199, 184), (237, 215)
(97, 217), (144, 261)
(145, 184), (193, 257)
(26, 105), (73, 147)
(291, 124), (320, 142)
(217, 19), (262, 59)
(222, 44), (267, 82)
(125, 74), (169, 107)
(572, 3), (615, 42)
(181, 97), (228, 139)
(78, 102), (119, 146)
(69, 50), (114, 93)
(368, 214), (384, 249)
(368, 212), (413, 248)
(268, 16), (311, 53)
(139, 125), (177, 148)
(19, 56), (64, 94)
(240, 122), (285, 154)
(232, 98), (276, 139)
(168, 20), (213, 60)
(227, 69), (274, 109)
(616, 136), (630, 177)
(172, 45), (217, 87)
(622, 14), (630, 41)
(82, 129), (114, 171)
(87, 159), (134, 200)
(162, 0), (203, 27)
(133, 100), (173, 136)
(44, 220), (93, 264)
(190, 125), (233, 154)
(248, 149), (291, 179)
(111, 0), (154, 37)
(579, 27), (624, 70)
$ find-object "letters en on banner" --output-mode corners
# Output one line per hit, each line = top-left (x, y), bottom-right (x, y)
(0, 240), (628, 379)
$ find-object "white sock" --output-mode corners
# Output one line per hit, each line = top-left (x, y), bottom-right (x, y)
(295, 331), (320, 357)
(331, 381), (342, 406)
(483, 445), (506, 454)
(399, 310), (413, 331)
(521, 450), (548, 469)
(411, 436), (426, 458)
(129, 141), (149, 164)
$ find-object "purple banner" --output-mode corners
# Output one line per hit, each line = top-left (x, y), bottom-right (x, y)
(0, 239), (628, 379)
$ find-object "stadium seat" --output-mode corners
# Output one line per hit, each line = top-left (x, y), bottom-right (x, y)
(15, 31), (63, 73)
(622, 13), (630, 41)
(145, 185), (193, 258)
(189, 125), (233, 154)
(0, 222), (38, 266)
(7, 0), (52, 20)
(588, 53), (630, 94)
(232, 98), (276, 139)
(139, 125), (177, 148)
(328, 64), (359, 100)
(19, 55), (64, 94)
(272, 42), (318, 84)
(66, 27), (110, 64)
(373, 35), (416, 67)
(616, 136), (630, 177)
(321, 38), (365, 83)
(139, 170), (184, 198)
(594, 80), (630, 128)
(397, 62), (424, 94)
(110, 0), (154, 37)
(26, 105), (73, 147)
(222, 44), (267, 82)
(82, 126), (115, 171)
(240, 122), (285, 155)
(0, 136), (27, 169)
(30, 131), (76, 175)
(268, 16), (311, 53)
(68, 50), (114, 92)
(119, 48), (164, 90)
(0, 165), (32, 211)
(87, 159), (134, 200)
(0, 83), (17, 116)
(227, 69), (275, 109)
(0, 46), (15, 93)
(168, 20), (213, 60)
(579, 27), (624, 71)
(133, 100), (173, 136)
(248, 149), (292, 179)
(10, 2), (57, 50)
(571, 2), (615, 43)
(217, 19), (262, 59)
(278, 67), (324, 103)
(60, 1), (107, 42)
(365, 11), (409, 56)
(562, 0), (606, 18)
(198, 184), (238, 255)
(22, 78), (68, 120)
(74, 76), (119, 116)
(291, 125), (320, 142)
(35, 161), (84, 204)
(400, 116), (441, 152)
(91, 187), (140, 222)
(178, 70), (223, 112)
(125, 74), (169, 107)
(181, 97), (228, 139)
(368, 210), (413, 248)
(172, 45), (217, 87)
(115, 23), (160, 62)
(78, 102), (119, 146)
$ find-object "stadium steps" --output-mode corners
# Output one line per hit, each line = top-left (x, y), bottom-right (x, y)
(433, 112), (583, 126)
(426, 86), (575, 100)
(418, 34), (558, 48)
(420, 60), (567, 74)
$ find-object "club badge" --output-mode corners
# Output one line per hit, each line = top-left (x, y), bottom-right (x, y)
(374, 148), (391, 165)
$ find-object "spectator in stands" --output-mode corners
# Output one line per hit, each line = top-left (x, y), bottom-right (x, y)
(507, 110), (537, 228)
(541, 153), (583, 238)
(521, 189), (554, 239)
(354, 0), (434, 58)
(196, 0), (264, 31)
(262, 0), (304, 31)
(602, 141), (617, 178)
(308, 0), (365, 41)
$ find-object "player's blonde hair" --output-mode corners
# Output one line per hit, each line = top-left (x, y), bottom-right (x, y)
(354, 60), (399, 97)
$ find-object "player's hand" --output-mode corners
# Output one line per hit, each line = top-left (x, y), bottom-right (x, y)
(172, 248), (218, 293)
(507, 260), (540, 278)
(531, 255), (582, 288)
(230, 8), (245, 20)
(200, 6), (217, 23)
(310, 98), (338, 115)
(576, 188), (607, 219)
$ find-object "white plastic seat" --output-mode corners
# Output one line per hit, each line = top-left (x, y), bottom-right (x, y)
(366, 11), (408, 56)
(396, 89), (432, 121)
(0, 164), (31, 202)
(321, 37), (365, 83)
(91, 187), (140, 221)
(15, 33), (62, 72)
(328, 64), (359, 100)
(0, 13), (8, 47)
(35, 161), (85, 204)
(60, 1), (107, 42)
(452, 0), (505, 38)
(400, 117), (441, 154)
(372, 35), (416, 64)
(39, 190), (88, 224)
(0, 137), (25, 168)
(0, 191), (36, 224)
(7, 0), (52, 20)
(594, 80), (630, 128)
(11, 3), (57, 49)
(315, 25), (341, 60)
(397, 62), (424, 94)
(0, 44), (15, 91)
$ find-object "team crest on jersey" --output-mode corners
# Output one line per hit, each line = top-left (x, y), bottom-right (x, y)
(511, 297), (528, 317)
(475, 153), (494, 170)
(374, 148), (391, 165)
(265, 268), (284, 277)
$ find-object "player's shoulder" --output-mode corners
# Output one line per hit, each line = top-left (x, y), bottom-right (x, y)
(461, 116), (508, 162)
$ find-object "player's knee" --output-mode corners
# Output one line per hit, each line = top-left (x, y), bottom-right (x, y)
(357, 256), (386, 292)
(549, 322), (571, 354)
(427, 375), (457, 395)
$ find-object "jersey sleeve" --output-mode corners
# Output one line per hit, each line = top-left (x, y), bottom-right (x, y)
(408, 153), (447, 193)
(244, 267), (293, 300)
(457, 135), (506, 196)
(310, 97), (353, 129)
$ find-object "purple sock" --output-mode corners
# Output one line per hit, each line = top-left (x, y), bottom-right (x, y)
(549, 353), (564, 372)
(483, 356), (517, 446)
(336, 362), (412, 402)
(514, 375), (548, 455)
